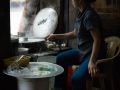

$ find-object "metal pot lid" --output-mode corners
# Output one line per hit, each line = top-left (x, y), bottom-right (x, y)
(19, 38), (45, 43)
(33, 8), (58, 38)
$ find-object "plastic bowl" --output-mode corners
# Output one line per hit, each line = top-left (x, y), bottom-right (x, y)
(3, 56), (31, 67)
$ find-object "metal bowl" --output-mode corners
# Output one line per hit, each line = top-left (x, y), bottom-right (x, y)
(3, 56), (31, 67)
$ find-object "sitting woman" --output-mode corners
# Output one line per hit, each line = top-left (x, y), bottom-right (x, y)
(46, 0), (107, 90)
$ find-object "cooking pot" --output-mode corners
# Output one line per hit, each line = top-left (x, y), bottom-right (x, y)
(19, 40), (48, 53)
(11, 35), (19, 56)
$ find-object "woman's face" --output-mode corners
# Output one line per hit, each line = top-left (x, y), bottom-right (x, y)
(71, 0), (81, 8)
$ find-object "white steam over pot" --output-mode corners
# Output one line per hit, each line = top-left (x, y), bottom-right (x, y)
(33, 8), (58, 38)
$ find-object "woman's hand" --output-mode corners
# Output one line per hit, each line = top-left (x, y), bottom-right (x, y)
(45, 34), (56, 40)
(88, 61), (99, 77)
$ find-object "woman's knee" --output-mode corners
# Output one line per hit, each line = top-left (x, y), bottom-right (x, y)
(56, 49), (78, 63)
(56, 53), (66, 64)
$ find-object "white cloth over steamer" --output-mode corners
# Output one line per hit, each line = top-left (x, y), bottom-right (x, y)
(33, 8), (58, 38)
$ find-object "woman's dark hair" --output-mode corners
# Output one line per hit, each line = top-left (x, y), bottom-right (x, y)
(85, 0), (96, 3)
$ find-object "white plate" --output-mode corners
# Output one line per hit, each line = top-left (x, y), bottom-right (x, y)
(33, 8), (58, 38)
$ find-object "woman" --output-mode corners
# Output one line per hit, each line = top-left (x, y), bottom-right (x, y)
(46, 0), (107, 90)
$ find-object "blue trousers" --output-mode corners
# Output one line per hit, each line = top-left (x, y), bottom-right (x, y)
(54, 49), (106, 90)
